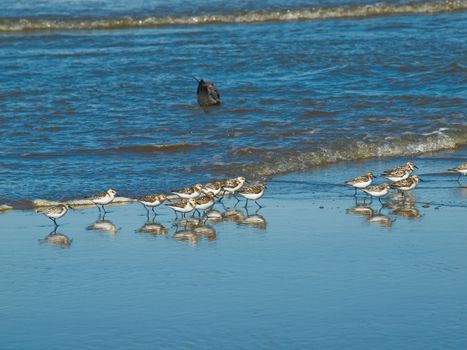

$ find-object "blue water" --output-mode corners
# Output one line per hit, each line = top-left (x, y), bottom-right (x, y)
(1, 151), (467, 349)
(0, 1), (466, 204)
(2, 2), (467, 347)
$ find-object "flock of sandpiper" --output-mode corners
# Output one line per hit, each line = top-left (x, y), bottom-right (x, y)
(36, 176), (266, 227)
(345, 161), (467, 203)
(36, 161), (467, 231)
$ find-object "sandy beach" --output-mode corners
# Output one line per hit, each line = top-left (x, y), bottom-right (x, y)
(1, 148), (466, 349)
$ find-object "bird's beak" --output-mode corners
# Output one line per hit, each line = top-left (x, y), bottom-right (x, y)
(419, 178), (425, 182)
(414, 165), (418, 169)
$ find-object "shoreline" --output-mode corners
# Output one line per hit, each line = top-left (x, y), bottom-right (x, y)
(1, 145), (466, 211)
(1, 148), (466, 348)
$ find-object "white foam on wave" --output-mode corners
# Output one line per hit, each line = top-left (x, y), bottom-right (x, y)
(228, 128), (467, 178)
(0, 0), (465, 32)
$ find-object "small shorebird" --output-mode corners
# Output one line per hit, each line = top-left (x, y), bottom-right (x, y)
(395, 161), (417, 172)
(193, 193), (215, 212)
(221, 176), (246, 194)
(345, 172), (374, 195)
(390, 175), (422, 195)
(361, 183), (391, 204)
(381, 161), (417, 182)
(138, 194), (167, 215)
(201, 181), (223, 196)
(172, 184), (203, 199)
(238, 183), (266, 207)
(449, 163), (467, 182)
(37, 204), (71, 227)
(195, 78), (220, 106)
(89, 188), (117, 213)
(166, 199), (196, 218)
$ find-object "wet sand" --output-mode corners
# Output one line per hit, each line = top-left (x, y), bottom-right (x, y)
(0, 150), (466, 349)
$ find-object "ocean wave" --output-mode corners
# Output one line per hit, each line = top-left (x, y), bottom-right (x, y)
(0, 0), (465, 33)
(222, 128), (467, 179)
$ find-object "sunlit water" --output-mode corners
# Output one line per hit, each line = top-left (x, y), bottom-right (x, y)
(0, 0), (466, 204)
(1, 152), (467, 349)
(1, 2), (467, 346)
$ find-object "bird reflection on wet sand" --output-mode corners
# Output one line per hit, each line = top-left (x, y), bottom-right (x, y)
(346, 201), (394, 228)
(346, 190), (426, 227)
(346, 203), (374, 219)
(367, 212), (394, 228)
(173, 229), (198, 245)
(174, 217), (202, 230)
(135, 218), (168, 236)
(239, 210), (267, 229)
(86, 216), (118, 235)
(222, 208), (245, 223)
(39, 231), (72, 247)
(193, 225), (217, 241)
(168, 207), (266, 244)
(385, 192), (421, 220)
(203, 210), (223, 222)
(392, 207), (421, 220)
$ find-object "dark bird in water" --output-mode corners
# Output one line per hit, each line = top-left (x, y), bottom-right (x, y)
(194, 77), (220, 106)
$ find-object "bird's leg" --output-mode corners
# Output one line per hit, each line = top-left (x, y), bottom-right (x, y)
(218, 190), (225, 202)
(143, 204), (150, 217)
(50, 217), (58, 227)
(255, 200), (263, 208)
(244, 199), (249, 208)
(220, 201), (227, 211)
(354, 188), (357, 196)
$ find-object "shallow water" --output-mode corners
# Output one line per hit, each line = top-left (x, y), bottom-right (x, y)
(0, 1), (466, 203)
(1, 153), (467, 349)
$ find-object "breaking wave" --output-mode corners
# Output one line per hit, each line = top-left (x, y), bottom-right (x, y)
(221, 128), (467, 179)
(0, 0), (465, 33)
